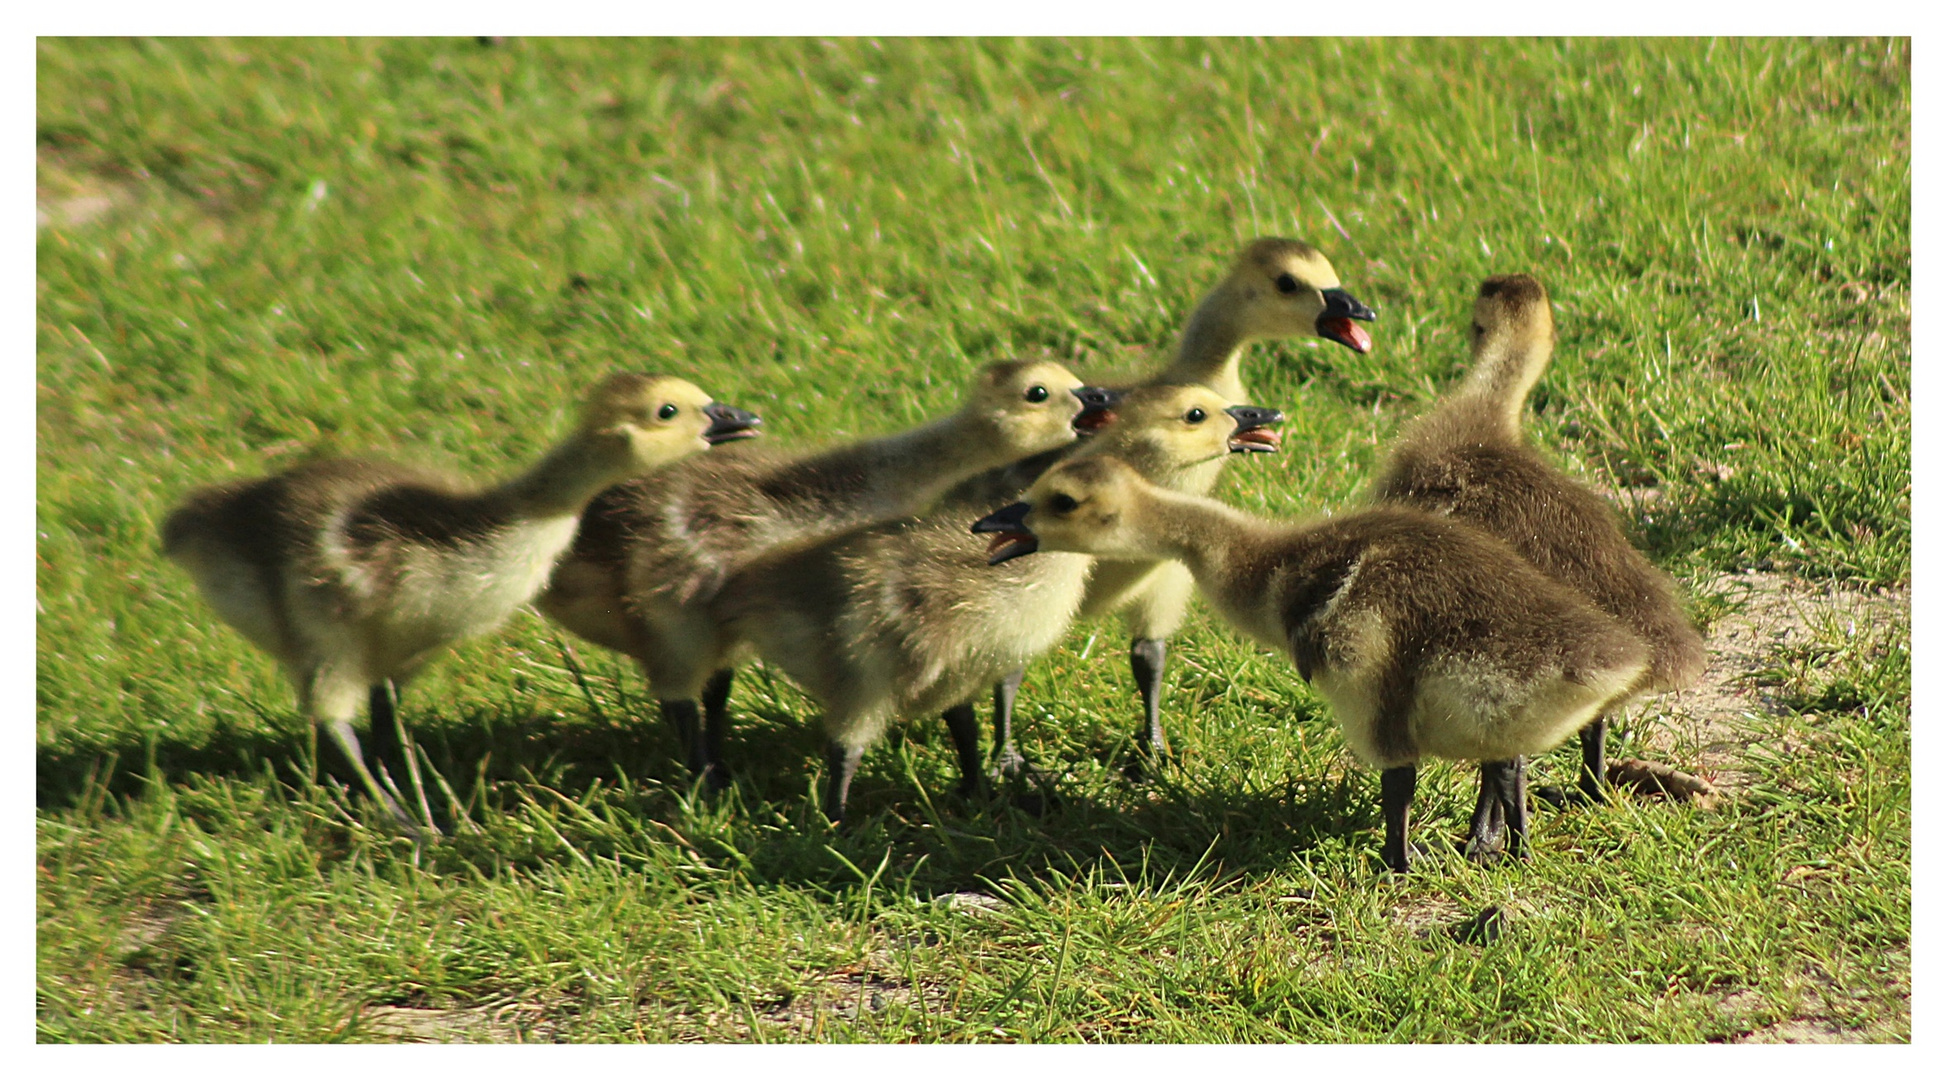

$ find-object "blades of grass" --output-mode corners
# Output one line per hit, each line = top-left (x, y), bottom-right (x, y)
(897, 743), (961, 862)
(512, 787), (593, 870)
(416, 742), (480, 836)
(382, 701), (439, 836)
(1039, 916), (1073, 1037)
(548, 630), (608, 727)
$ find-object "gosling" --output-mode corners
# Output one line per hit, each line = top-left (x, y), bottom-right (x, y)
(976, 456), (1648, 872)
(161, 373), (759, 829)
(1369, 274), (1705, 808)
(535, 359), (1109, 785)
(711, 384), (1285, 822)
(992, 237), (1377, 772)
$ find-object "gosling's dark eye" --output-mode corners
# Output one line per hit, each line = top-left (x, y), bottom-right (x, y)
(1275, 273), (1300, 295)
(1185, 408), (1207, 424)
(1025, 385), (1050, 403)
(1471, 322), (1485, 337)
(658, 403), (679, 420)
(1050, 494), (1079, 513)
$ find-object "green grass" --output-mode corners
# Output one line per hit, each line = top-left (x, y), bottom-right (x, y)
(37, 37), (1909, 1042)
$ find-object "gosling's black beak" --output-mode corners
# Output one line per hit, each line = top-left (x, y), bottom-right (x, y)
(971, 501), (1039, 564)
(1224, 405), (1285, 453)
(1072, 386), (1123, 435)
(1316, 288), (1376, 354)
(702, 402), (762, 444)
(1322, 288), (1376, 323)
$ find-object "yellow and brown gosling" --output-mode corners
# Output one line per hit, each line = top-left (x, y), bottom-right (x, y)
(709, 384), (1285, 823)
(1369, 274), (1705, 807)
(987, 237), (1378, 774)
(161, 373), (758, 830)
(535, 359), (1108, 785)
(976, 456), (1648, 872)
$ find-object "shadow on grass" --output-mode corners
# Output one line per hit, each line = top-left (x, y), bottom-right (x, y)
(1632, 477), (1907, 581)
(34, 697), (700, 814)
(36, 694), (1378, 897)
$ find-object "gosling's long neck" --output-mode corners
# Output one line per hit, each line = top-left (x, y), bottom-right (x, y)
(1155, 282), (1252, 403)
(773, 408), (1037, 522)
(1453, 328), (1552, 440)
(1118, 486), (1283, 639)
(489, 431), (639, 524)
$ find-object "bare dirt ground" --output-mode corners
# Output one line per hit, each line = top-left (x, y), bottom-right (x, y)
(667, 933), (957, 1042)
(36, 154), (139, 233)
(1637, 569), (1909, 794)
(1718, 985), (1909, 1044)
(357, 1002), (556, 1042)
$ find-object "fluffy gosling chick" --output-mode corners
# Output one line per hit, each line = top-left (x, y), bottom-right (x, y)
(161, 373), (759, 829)
(976, 456), (1648, 872)
(536, 359), (1108, 784)
(1370, 274), (1705, 810)
(711, 383), (1284, 823)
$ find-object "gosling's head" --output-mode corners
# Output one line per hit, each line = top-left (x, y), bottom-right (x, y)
(1471, 273), (1555, 355)
(1086, 383), (1284, 474)
(965, 358), (1109, 457)
(580, 373), (762, 471)
(972, 456), (1156, 564)
(1218, 237), (1377, 355)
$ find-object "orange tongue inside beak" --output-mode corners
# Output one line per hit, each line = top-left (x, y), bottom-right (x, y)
(1074, 408), (1117, 433)
(1320, 316), (1373, 354)
(984, 532), (1038, 563)
(986, 532), (1025, 555)
(1231, 428), (1282, 452)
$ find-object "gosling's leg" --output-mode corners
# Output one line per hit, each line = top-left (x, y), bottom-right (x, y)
(1129, 637), (1171, 763)
(1468, 759), (1535, 865)
(1502, 755), (1531, 861)
(941, 703), (985, 800)
(367, 681), (402, 768)
(365, 679), (438, 832)
(1464, 762), (1507, 861)
(321, 717), (416, 829)
(307, 673), (414, 830)
(699, 669), (735, 790)
(1578, 717), (1608, 804)
(823, 740), (865, 824)
(320, 714), (412, 825)
(989, 669), (1030, 779)
(1380, 764), (1417, 874)
(1534, 717), (1608, 809)
(658, 698), (709, 781)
